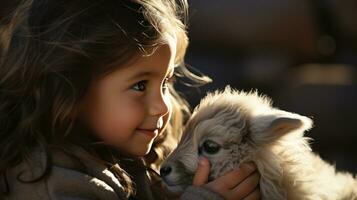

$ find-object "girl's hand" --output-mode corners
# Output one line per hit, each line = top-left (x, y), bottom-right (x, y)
(192, 157), (260, 200)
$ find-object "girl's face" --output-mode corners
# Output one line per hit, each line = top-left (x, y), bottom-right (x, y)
(79, 39), (176, 157)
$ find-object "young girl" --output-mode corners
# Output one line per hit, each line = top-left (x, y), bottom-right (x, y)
(0, 0), (260, 199)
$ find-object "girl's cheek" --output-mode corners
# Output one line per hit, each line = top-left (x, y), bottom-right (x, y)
(116, 97), (143, 128)
(96, 96), (144, 142)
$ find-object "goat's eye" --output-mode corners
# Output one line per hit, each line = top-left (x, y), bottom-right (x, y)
(201, 140), (221, 154)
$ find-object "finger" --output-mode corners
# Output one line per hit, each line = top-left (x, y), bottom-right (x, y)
(213, 162), (257, 190)
(192, 156), (210, 186)
(243, 187), (261, 200)
(230, 171), (260, 200)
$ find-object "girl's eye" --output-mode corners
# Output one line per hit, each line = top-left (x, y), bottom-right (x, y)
(132, 80), (147, 92)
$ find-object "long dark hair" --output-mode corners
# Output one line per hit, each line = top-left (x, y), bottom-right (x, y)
(0, 0), (211, 197)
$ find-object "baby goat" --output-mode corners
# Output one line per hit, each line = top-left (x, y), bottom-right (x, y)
(160, 86), (357, 200)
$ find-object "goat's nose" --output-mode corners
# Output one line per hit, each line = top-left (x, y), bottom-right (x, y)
(160, 166), (172, 177)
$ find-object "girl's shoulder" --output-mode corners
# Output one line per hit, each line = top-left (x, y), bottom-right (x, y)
(2, 145), (128, 200)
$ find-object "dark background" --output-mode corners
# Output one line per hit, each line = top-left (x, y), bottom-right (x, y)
(179, 0), (357, 173)
(1, 0), (356, 173)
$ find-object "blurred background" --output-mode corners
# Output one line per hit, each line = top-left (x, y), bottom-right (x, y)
(1, 0), (356, 173)
(178, 0), (357, 173)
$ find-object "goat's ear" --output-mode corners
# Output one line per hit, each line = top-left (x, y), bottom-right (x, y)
(250, 112), (313, 145)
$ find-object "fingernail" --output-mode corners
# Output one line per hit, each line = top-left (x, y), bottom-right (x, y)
(198, 156), (207, 166)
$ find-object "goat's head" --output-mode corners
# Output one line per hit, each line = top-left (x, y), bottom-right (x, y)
(160, 86), (313, 194)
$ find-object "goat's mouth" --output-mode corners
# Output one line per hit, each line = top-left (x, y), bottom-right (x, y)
(163, 181), (186, 187)
(161, 177), (191, 194)
(161, 177), (188, 187)
(162, 182), (187, 194)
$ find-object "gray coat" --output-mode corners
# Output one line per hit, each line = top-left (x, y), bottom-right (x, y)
(1, 145), (223, 200)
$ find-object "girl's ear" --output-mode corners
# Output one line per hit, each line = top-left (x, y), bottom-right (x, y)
(250, 111), (313, 145)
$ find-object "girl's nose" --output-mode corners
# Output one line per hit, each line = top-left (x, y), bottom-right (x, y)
(148, 92), (170, 117)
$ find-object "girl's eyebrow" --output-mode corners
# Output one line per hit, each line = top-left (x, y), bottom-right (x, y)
(128, 66), (174, 80)
(130, 71), (152, 80)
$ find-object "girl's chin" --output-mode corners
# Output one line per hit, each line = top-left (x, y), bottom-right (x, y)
(116, 143), (153, 157)
(135, 146), (153, 157)
(105, 135), (155, 157)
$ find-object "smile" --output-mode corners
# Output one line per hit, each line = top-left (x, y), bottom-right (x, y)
(136, 128), (159, 138)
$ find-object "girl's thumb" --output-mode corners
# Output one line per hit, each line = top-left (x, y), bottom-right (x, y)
(192, 156), (210, 186)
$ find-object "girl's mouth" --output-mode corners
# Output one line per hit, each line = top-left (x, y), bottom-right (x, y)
(136, 128), (159, 138)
